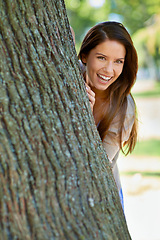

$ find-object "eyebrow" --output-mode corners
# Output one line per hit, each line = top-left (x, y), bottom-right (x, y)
(96, 53), (125, 60)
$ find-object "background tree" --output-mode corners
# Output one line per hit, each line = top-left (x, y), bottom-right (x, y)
(110, 0), (160, 34)
(133, 14), (160, 81)
(0, 0), (131, 239)
(65, 0), (111, 51)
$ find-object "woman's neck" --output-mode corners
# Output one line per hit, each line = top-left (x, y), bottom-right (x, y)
(91, 86), (108, 100)
(93, 93), (109, 126)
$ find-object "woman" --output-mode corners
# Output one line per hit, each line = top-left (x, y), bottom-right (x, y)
(78, 21), (138, 209)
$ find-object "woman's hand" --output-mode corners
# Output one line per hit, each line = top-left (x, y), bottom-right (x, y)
(85, 83), (95, 112)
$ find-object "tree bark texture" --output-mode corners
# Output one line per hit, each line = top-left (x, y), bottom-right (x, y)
(0, 0), (131, 239)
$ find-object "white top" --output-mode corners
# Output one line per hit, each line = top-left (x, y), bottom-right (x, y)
(102, 94), (135, 191)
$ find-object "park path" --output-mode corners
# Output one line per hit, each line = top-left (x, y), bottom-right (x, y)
(118, 80), (160, 240)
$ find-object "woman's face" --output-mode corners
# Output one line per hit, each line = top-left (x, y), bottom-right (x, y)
(82, 39), (126, 92)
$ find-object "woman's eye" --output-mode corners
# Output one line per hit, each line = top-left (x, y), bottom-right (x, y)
(116, 60), (124, 64)
(97, 56), (105, 60)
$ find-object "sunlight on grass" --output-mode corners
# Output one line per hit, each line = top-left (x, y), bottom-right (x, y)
(133, 81), (160, 98)
(132, 139), (160, 156)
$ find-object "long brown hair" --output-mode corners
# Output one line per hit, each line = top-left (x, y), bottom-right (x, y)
(78, 21), (138, 155)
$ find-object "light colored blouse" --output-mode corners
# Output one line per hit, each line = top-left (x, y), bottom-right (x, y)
(102, 94), (135, 192)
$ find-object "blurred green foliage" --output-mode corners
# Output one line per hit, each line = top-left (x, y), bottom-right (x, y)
(110, 0), (160, 34)
(65, 0), (160, 81)
(65, 0), (111, 51)
(133, 14), (160, 81)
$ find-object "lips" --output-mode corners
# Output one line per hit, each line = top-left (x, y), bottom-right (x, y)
(97, 74), (112, 82)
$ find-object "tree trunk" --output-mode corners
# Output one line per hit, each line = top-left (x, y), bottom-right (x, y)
(0, 0), (131, 239)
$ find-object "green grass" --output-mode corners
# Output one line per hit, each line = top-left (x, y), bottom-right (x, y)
(131, 81), (160, 156)
(132, 139), (160, 156)
(121, 171), (160, 177)
(133, 81), (160, 98)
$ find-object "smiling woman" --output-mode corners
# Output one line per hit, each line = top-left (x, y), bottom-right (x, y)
(81, 40), (126, 92)
(78, 21), (138, 210)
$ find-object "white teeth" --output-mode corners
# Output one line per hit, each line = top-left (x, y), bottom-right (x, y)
(98, 74), (111, 81)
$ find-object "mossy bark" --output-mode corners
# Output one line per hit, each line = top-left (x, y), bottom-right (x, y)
(0, 0), (131, 239)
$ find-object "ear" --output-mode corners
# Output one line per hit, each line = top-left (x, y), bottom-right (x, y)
(81, 54), (87, 65)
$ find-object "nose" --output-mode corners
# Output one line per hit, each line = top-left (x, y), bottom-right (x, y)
(103, 61), (114, 74)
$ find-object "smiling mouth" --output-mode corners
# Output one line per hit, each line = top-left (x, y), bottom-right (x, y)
(97, 74), (112, 82)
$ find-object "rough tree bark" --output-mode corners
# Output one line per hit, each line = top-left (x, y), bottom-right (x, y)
(0, 0), (131, 239)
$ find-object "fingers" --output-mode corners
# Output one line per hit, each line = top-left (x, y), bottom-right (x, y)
(85, 83), (95, 112)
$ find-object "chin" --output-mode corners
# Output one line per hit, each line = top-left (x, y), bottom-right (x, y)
(95, 86), (108, 92)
